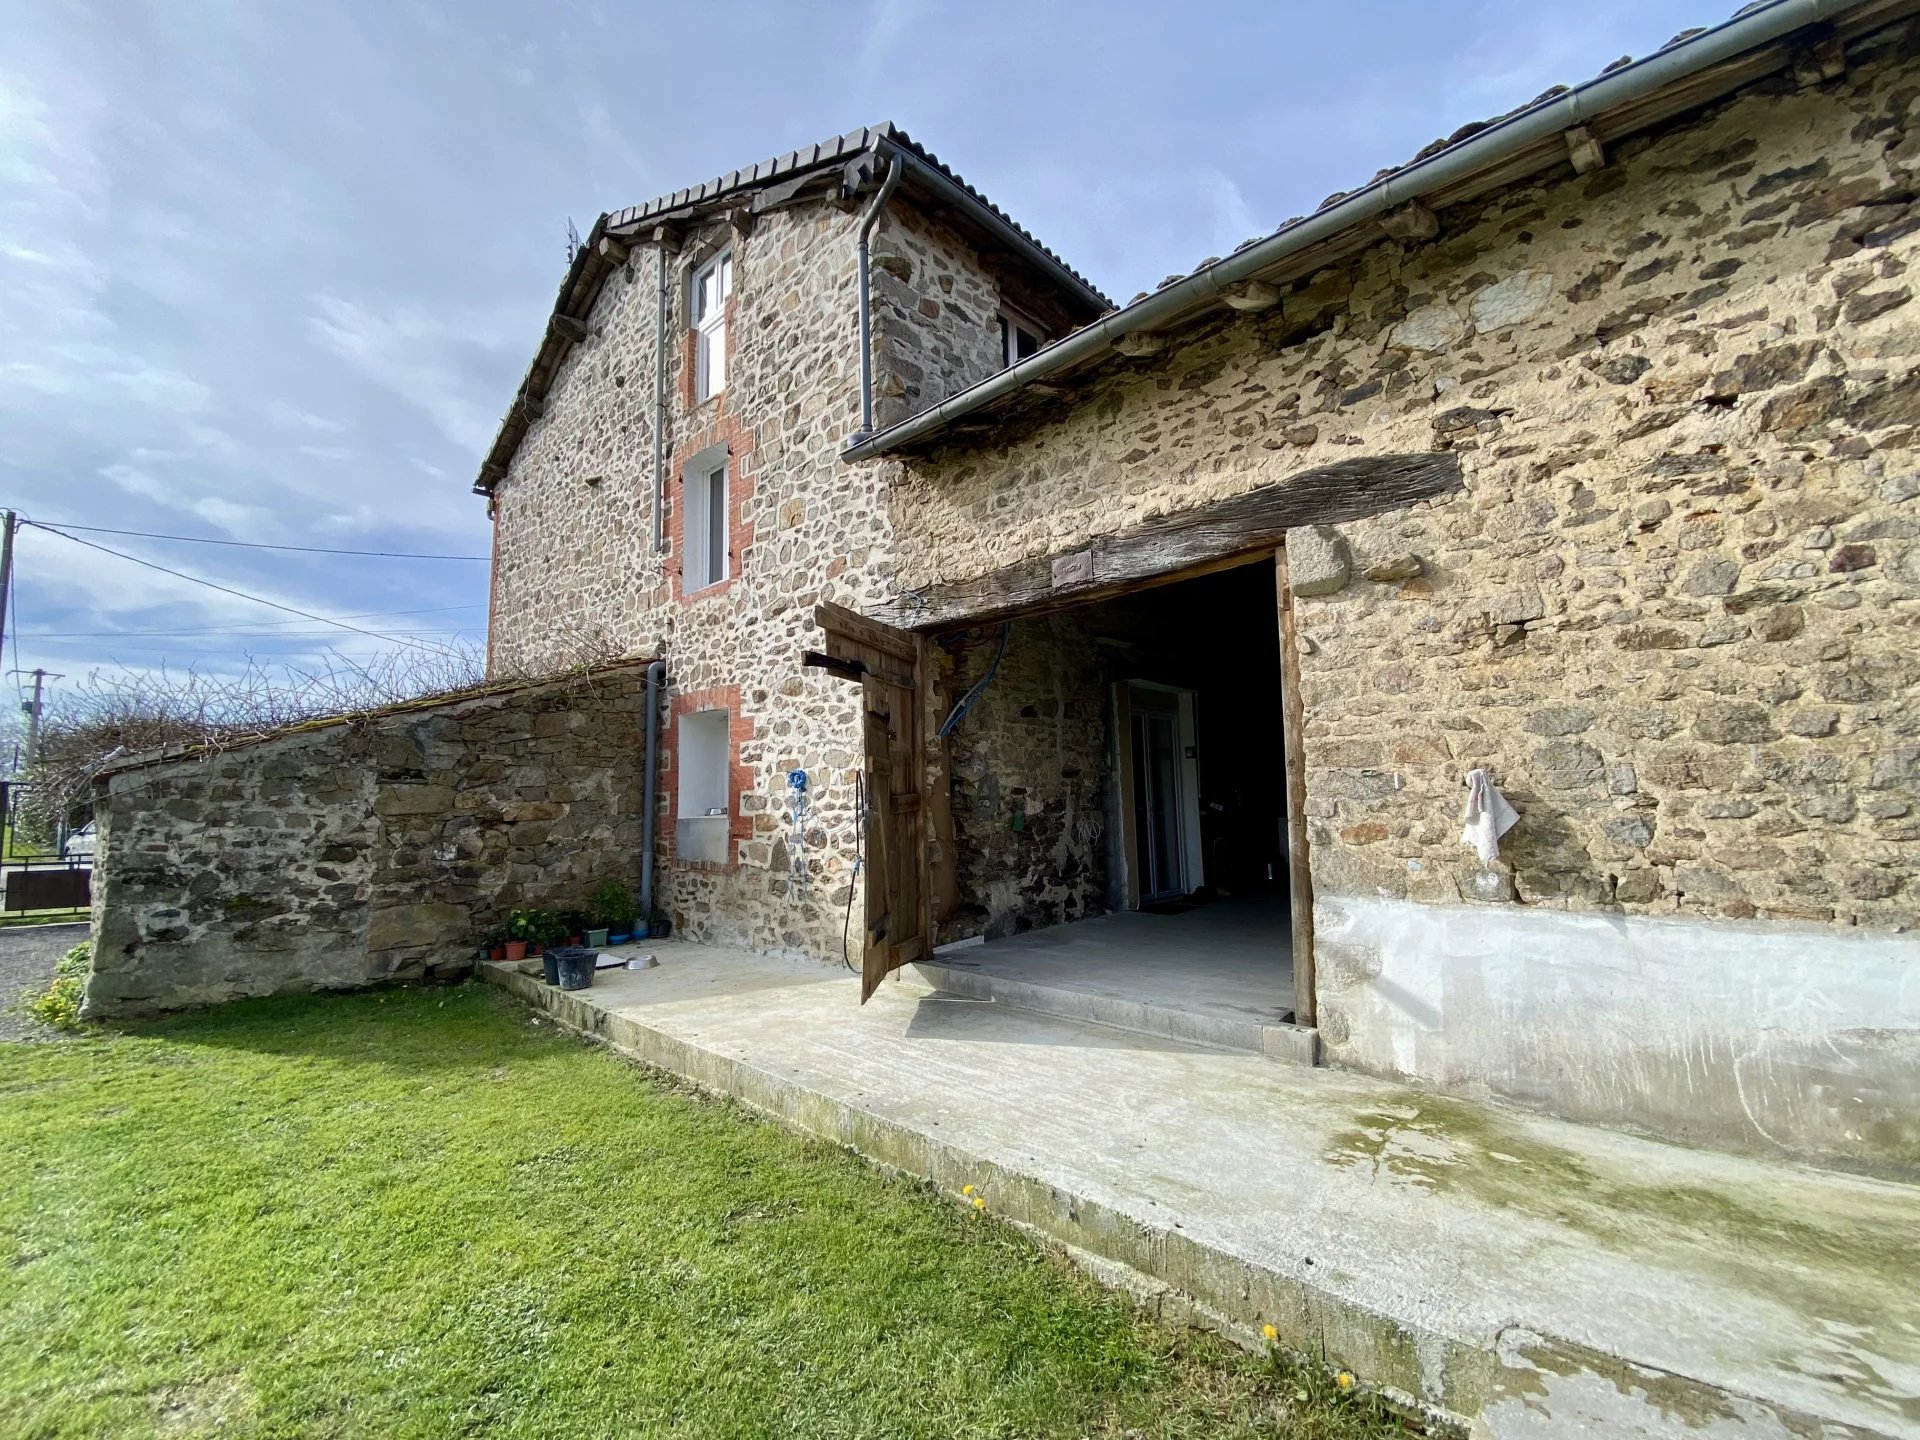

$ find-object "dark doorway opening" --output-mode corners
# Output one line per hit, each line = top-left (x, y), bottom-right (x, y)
(928, 556), (1301, 1047)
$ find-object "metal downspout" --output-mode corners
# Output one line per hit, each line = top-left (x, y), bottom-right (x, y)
(640, 658), (666, 927)
(838, 0), (1853, 461)
(850, 151), (902, 446)
(651, 230), (670, 552)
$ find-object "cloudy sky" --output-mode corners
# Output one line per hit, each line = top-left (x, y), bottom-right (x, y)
(1, 0), (1698, 708)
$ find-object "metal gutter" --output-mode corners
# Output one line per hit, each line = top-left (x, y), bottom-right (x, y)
(650, 229), (673, 552)
(841, 0), (1860, 462)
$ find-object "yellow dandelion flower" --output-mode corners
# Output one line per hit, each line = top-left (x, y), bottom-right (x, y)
(971, 1195), (986, 1210)
(1336, 1371), (1355, 1391)
(961, 1184), (975, 1197)
(1262, 1324), (1278, 1343)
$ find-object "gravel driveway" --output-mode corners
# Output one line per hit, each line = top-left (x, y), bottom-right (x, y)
(0, 923), (90, 1041)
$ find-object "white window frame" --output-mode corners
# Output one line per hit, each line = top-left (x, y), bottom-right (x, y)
(682, 449), (729, 592)
(692, 249), (732, 401)
(1000, 309), (1046, 368)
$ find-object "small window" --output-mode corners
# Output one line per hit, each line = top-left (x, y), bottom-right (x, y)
(693, 250), (732, 400)
(1000, 311), (1045, 368)
(683, 456), (728, 591)
(678, 710), (731, 818)
(676, 708), (732, 864)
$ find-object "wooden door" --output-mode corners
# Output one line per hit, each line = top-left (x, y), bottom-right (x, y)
(806, 603), (929, 1002)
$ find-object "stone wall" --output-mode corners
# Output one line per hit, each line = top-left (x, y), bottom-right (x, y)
(889, 24), (1920, 1168)
(86, 667), (652, 1018)
(941, 612), (1112, 941)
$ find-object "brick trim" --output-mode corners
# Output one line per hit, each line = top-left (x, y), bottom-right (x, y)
(659, 684), (755, 873)
(669, 280), (755, 605)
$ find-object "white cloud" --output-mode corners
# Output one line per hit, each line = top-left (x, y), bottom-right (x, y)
(305, 292), (510, 456)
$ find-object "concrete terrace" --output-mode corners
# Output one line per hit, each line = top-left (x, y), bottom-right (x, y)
(483, 943), (1920, 1440)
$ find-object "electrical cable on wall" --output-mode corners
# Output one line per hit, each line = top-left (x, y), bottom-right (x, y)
(937, 624), (1010, 739)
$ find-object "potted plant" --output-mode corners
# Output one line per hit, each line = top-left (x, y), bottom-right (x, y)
(504, 909), (537, 962)
(559, 909), (588, 946)
(480, 927), (509, 962)
(593, 880), (636, 945)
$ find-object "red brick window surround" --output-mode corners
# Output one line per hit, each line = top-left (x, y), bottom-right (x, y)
(668, 414), (757, 604)
(660, 685), (755, 873)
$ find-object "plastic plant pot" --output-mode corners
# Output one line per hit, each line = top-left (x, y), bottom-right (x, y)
(550, 947), (597, 991)
(586, 928), (610, 948)
(607, 931), (631, 946)
(541, 949), (561, 985)
(633, 921), (651, 941)
(504, 940), (528, 962)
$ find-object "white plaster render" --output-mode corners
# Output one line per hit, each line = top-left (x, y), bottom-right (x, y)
(1316, 893), (1920, 1169)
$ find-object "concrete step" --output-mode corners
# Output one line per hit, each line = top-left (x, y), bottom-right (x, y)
(480, 947), (1920, 1440)
(911, 957), (1319, 1064)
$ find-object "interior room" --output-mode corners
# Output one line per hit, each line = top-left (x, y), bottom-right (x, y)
(932, 557), (1297, 1040)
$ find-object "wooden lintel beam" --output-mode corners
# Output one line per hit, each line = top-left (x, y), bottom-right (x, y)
(550, 314), (590, 344)
(1379, 201), (1439, 242)
(1112, 331), (1165, 357)
(595, 236), (631, 266)
(1221, 280), (1282, 312)
(873, 451), (1462, 632)
(1564, 125), (1606, 176)
(727, 205), (756, 238)
(520, 395), (545, 420)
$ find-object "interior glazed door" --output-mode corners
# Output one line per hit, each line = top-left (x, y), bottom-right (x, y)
(805, 603), (929, 1002)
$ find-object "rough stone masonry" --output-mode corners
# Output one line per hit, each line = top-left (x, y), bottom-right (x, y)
(886, 21), (1920, 1169)
(86, 667), (652, 1016)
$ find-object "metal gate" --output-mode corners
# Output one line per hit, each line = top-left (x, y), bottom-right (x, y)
(0, 781), (91, 920)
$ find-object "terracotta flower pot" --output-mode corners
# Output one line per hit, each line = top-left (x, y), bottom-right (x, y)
(503, 940), (528, 961)
(490, 946), (507, 961)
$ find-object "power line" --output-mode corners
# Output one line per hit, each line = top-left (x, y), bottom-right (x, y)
(25, 524), (461, 655)
(19, 603), (484, 640)
(25, 626), (474, 640)
(20, 518), (488, 561)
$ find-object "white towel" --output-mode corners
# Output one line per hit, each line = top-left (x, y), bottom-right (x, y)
(1460, 768), (1519, 866)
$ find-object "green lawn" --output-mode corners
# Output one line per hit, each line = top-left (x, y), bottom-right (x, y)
(0, 984), (1402, 1439)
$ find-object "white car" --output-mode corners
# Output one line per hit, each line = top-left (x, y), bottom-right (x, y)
(60, 823), (95, 860)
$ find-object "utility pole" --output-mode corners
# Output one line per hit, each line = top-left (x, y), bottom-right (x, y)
(12, 669), (60, 770)
(0, 510), (17, 680)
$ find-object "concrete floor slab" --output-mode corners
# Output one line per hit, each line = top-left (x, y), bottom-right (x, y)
(483, 943), (1920, 1439)
(916, 895), (1306, 1057)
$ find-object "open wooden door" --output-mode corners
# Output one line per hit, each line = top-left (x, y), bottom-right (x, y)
(805, 603), (929, 1001)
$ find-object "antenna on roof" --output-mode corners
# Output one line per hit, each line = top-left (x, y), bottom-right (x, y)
(566, 217), (582, 262)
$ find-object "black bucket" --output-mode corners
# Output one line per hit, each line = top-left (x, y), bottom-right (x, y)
(541, 949), (560, 985)
(550, 946), (597, 991)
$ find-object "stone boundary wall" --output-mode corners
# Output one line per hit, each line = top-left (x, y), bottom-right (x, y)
(85, 666), (653, 1018)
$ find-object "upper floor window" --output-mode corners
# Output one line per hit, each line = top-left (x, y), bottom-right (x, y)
(1000, 310), (1045, 368)
(683, 453), (728, 591)
(693, 250), (732, 400)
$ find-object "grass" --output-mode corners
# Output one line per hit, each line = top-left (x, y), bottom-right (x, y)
(0, 984), (1406, 1439)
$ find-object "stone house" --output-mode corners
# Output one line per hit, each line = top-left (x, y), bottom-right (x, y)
(89, 1), (1919, 1177)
